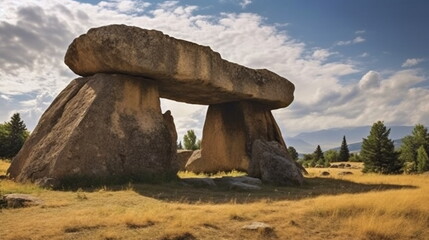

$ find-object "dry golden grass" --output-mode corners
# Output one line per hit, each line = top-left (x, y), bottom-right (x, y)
(177, 170), (246, 179)
(1, 160), (428, 240)
(0, 159), (10, 175)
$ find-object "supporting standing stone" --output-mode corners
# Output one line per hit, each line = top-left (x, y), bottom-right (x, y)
(185, 101), (303, 185)
(7, 74), (176, 187)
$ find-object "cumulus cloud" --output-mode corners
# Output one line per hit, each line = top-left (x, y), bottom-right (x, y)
(359, 71), (380, 89)
(275, 69), (428, 136)
(0, 0), (427, 138)
(355, 30), (365, 34)
(402, 58), (424, 68)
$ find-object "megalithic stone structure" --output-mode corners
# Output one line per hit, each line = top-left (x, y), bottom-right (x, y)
(8, 24), (303, 187)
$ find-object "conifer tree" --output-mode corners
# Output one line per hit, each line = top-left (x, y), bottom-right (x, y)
(417, 146), (429, 173)
(399, 124), (429, 172)
(338, 136), (350, 162)
(287, 146), (299, 161)
(313, 145), (324, 165)
(361, 121), (401, 174)
(0, 113), (29, 158)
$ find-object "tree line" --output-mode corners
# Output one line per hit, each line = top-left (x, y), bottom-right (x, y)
(292, 121), (429, 174)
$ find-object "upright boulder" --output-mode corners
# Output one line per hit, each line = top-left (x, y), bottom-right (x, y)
(7, 74), (176, 187)
(250, 140), (304, 185)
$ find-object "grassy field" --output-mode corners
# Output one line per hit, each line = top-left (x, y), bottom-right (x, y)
(1, 160), (428, 240)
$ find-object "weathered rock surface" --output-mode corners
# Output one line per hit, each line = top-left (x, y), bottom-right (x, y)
(173, 150), (193, 172)
(181, 176), (262, 190)
(184, 150), (204, 173)
(193, 101), (289, 172)
(228, 181), (262, 191)
(213, 176), (262, 186)
(7, 73), (176, 187)
(250, 140), (304, 185)
(242, 222), (274, 231)
(1, 194), (43, 208)
(181, 177), (216, 187)
(65, 24), (294, 109)
(214, 176), (262, 190)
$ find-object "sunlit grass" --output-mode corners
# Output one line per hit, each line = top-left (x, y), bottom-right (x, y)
(177, 170), (246, 179)
(1, 160), (428, 240)
(0, 158), (10, 175)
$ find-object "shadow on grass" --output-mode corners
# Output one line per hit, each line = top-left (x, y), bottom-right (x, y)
(111, 177), (417, 204)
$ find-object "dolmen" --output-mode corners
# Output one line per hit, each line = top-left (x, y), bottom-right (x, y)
(7, 24), (303, 188)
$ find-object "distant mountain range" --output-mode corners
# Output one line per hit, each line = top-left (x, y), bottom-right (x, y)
(330, 138), (404, 153)
(285, 126), (413, 153)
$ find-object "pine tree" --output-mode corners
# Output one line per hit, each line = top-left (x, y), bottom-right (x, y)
(338, 136), (350, 162)
(399, 124), (429, 173)
(287, 146), (299, 161)
(0, 113), (29, 158)
(313, 145), (324, 165)
(416, 146), (429, 173)
(361, 121), (401, 174)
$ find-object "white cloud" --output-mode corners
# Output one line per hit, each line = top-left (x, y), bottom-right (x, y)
(240, 0), (252, 8)
(359, 71), (380, 89)
(359, 52), (369, 57)
(355, 30), (365, 34)
(336, 36), (366, 46)
(1, 94), (11, 101)
(98, 0), (150, 13)
(353, 36), (365, 43)
(0, 0), (427, 139)
(402, 58), (424, 68)
(311, 49), (334, 61)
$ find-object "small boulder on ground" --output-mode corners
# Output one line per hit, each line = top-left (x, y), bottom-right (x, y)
(181, 178), (216, 187)
(242, 221), (276, 237)
(228, 182), (261, 191)
(214, 176), (262, 186)
(1, 194), (44, 208)
(242, 222), (273, 231)
(338, 171), (353, 176)
(320, 171), (330, 176)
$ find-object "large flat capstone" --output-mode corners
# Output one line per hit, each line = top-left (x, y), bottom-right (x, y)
(65, 24), (294, 109)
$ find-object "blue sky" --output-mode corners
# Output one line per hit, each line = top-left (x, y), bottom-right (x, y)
(0, 0), (428, 140)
